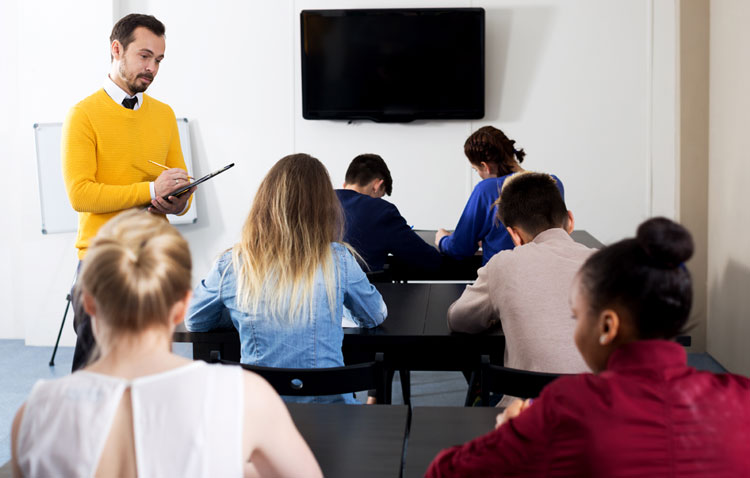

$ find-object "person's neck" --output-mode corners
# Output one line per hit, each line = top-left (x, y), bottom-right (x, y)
(343, 183), (369, 196)
(87, 326), (187, 379)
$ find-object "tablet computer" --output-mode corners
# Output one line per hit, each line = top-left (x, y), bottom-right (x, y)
(165, 163), (235, 199)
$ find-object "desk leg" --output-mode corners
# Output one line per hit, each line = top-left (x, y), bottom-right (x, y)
(399, 369), (411, 406)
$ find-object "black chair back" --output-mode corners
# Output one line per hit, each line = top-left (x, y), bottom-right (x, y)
(480, 355), (563, 405)
(210, 351), (389, 404)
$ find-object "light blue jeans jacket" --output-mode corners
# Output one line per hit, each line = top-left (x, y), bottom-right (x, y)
(186, 243), (387, 404)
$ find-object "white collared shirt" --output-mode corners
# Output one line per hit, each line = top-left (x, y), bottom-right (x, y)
(103, 75), (143, 110)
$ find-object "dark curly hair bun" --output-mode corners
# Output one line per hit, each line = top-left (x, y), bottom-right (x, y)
(636, 217), (694, 269)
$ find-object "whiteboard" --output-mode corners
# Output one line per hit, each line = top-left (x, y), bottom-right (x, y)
(34, 118), (198, 234)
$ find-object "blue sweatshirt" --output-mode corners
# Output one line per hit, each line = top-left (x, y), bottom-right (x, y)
(336, 189), (442, 272)
(439, 174), (565, 265)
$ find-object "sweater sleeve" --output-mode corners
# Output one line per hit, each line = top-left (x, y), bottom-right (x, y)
(340, 246), (388, 328)
(425, 391), (554, 477)
(383, 203), (442, 271)
(61, 105), (152, 213)
(446, 262), (497, 333)
(439, 182), (495, 260)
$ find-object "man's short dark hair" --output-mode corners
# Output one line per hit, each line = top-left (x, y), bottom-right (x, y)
(495, 172), (568, 237)
(344, 154), (393, 196)
(110, 13), (166, 55)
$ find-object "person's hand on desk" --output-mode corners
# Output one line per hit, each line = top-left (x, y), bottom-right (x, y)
(151, 168), (195, 215)
(435, 228), (451, 248)
(495, 398), (532, 429)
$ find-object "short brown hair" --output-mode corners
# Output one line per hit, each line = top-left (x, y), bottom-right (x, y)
(110, 13), (165, 54)
(495, 172), (567, 237)
(344, 154), (393, 196)
(81, 209), (191, 333)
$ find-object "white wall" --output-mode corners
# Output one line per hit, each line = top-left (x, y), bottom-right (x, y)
(707, 0), (750, 375)
(3, 0), (679, 345)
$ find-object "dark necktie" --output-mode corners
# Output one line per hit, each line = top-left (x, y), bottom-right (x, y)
(122, 97), (138, 109)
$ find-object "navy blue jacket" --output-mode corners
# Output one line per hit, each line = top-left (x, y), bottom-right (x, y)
(336, 189), (442, 272)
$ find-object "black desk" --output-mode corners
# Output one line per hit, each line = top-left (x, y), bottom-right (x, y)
(174, 283), (505, 370)
(344, 283), (504, 370)
(404, 406), (500, 478)
(287, 403), (409, 478)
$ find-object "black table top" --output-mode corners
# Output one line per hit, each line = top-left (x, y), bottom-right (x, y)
(287, 403), (409, 478)
(174, 282), (505, 369)
(404, 406), (500, 478)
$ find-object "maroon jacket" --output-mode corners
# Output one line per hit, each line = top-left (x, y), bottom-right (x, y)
(427, 340), (750, 477)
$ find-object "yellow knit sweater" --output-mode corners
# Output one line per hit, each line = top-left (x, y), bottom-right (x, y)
(62, 89), (189, 258)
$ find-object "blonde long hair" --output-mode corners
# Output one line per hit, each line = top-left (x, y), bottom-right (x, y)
(232, 154), (345, 323)
(80, 209), (192, 333)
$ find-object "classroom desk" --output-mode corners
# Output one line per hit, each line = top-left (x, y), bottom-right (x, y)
(403, 406), (500, 478)
(287, 403), (409, 478)
(173, 283), (505, 369)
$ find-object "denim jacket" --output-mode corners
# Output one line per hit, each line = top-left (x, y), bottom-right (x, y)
(186, 243), (387, 404)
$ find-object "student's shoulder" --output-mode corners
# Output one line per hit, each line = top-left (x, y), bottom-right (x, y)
(331, 241), (351, 257)
(482, 246), (523, 276)
(471, 176), (511, 198)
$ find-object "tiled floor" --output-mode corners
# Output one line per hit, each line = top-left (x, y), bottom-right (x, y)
(0, 340), (727, 466)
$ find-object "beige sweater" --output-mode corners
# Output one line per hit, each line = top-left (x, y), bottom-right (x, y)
(448, 228), (595, 380)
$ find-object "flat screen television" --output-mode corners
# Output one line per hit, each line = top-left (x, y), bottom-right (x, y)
(301, 8), (485, 122)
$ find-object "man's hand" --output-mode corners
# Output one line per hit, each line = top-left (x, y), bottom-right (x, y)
(151, 168), (193, 215)
(435, 228), (451, 248)
(149, 186), (195, 215)
(154, 168), (190, 198)
(495, 398), (533, 430)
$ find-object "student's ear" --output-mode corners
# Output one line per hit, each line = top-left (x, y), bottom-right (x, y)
(506, 226), (524, 247)
(565, 210), (575, 234)
(597, 309), (620, 347)
(169, 291), (193, 326)
(82, 292), (97, 317)
(372, 179), (385, 197)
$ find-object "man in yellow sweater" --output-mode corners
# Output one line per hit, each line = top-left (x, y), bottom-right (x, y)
(62, 13), (194, 370)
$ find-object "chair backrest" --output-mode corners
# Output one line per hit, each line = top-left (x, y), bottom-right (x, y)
(480, 355), (563, 404)
(210, 351), (388, 403)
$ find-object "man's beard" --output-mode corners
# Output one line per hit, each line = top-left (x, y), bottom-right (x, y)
(119, 61), (153, 94)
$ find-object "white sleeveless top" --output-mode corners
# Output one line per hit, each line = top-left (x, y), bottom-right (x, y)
(16, 361), (243, 478)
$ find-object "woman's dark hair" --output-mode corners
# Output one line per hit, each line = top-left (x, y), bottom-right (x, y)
(464, 126), (525, 177)
(579, 217), (694, 340)
(110, 13), (166, 55)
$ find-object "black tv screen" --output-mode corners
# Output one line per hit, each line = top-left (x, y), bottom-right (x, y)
(301, 8), (485, 122)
